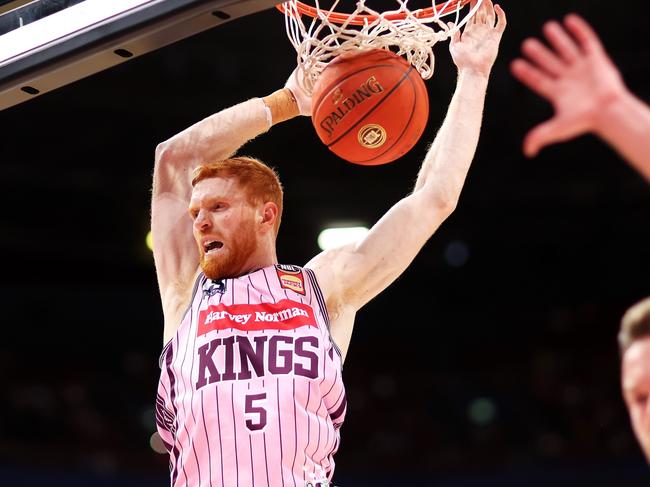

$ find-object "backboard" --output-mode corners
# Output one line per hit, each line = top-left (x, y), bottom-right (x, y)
(0, 0), (279, 111)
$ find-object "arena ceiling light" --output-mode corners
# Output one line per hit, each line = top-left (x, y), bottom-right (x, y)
(317, 224), (369, 251)
(146, 230), (154, 251)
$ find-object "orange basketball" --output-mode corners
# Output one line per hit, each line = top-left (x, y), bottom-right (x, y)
(311, 49), (429, 166)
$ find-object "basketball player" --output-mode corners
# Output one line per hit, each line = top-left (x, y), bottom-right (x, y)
(619, 297), (650, 462)
(152, 1), (506, 485)
(511, 14), (650, 182)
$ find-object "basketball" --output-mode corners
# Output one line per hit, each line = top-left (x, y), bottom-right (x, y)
(311, 49), (429, 166)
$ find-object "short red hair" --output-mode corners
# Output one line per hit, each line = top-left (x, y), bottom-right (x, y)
(191, 156), (283, 234)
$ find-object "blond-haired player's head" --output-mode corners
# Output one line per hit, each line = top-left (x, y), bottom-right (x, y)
(189, 156), (283, 280)
(619, 296), (650, 462)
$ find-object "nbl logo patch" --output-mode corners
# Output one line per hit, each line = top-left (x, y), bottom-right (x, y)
(275, 264), (305, 295)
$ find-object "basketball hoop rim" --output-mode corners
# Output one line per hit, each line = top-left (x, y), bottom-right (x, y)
(276, 0), (473, 26)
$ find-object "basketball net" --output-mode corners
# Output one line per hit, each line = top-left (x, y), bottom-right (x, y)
(279, 0), (483, 94)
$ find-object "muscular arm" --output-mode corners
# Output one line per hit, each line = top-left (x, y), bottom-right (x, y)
(152, 88), (299, 342)
(307, 0), (506, 358)
(511, 13), (650, 182)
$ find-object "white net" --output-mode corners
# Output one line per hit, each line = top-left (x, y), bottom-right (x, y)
(282, 0), (483, 94)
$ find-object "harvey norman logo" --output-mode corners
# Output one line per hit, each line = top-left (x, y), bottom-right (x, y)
(198, 300), (316, 336)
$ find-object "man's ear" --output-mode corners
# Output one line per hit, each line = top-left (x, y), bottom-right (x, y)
(260, 202), (279, 230)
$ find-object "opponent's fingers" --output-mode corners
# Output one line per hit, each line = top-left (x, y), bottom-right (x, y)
(523, 116), (582, 157)
(510, 58), (555, 99)
(494, 3), (507, 33)
(564, 13), (604, 55)
(543, 20), (581, 63)
(521, 37), (565, 77)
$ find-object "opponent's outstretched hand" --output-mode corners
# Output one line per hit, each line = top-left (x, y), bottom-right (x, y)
(449, 0), (507, 77)
(511, 14), (627, 157)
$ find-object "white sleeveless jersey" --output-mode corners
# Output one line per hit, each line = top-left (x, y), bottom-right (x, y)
(155, 265), (346, 487)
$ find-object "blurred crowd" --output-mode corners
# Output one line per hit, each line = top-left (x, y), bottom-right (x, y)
(1, 300), (645, 483)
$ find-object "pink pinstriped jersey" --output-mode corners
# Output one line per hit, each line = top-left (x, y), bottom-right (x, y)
(155, 265), (346, 487)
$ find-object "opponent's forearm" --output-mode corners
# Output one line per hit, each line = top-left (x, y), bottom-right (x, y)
(595, 90), (650, 183)
(414, 70), (489, 206)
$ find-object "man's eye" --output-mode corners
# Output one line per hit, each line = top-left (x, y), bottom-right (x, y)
(636, 394), (648, 406)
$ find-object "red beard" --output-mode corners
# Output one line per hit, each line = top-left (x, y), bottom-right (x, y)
(200, 218), (258, 280)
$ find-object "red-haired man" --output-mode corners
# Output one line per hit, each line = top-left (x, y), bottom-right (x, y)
(151, 1), (506, 485)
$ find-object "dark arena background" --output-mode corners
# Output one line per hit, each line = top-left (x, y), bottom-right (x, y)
(1, 0), (650, 485)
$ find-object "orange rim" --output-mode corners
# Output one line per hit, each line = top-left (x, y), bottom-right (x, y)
(277, 0), (472, 26)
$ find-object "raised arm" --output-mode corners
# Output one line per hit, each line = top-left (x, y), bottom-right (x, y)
(511, 14), (650, 182)
(307, 0), (506, 354)
(152, 84), (305, 342)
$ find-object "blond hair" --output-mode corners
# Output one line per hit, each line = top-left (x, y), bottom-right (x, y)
(619, 296), (650, 353)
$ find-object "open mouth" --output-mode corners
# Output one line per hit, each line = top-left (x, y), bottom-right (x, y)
(204, 240), (224, 254)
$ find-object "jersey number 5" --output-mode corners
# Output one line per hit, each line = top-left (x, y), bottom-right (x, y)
(245, 393), (267, 431)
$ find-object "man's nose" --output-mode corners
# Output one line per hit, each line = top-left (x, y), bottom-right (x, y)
(194, 210), (211, 231)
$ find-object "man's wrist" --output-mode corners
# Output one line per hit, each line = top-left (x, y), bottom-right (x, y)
(456, 67), (490, 98)
(457, 66), (491, 81)
(262, 88), (300, 126)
